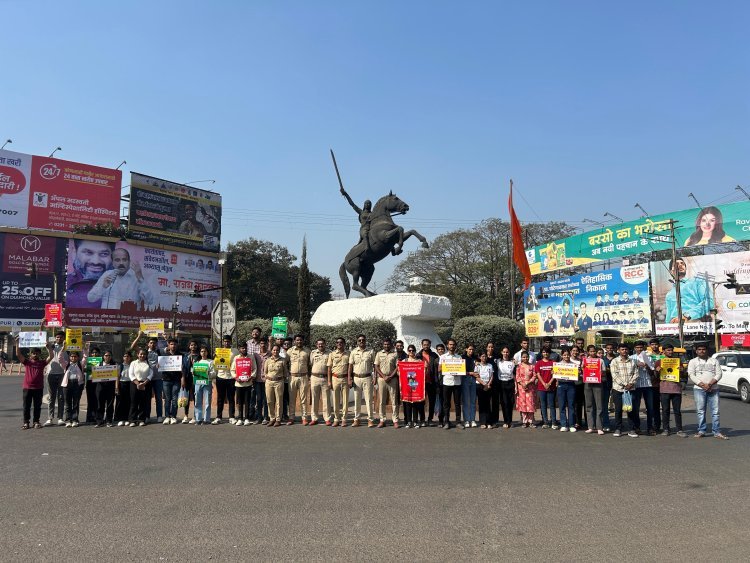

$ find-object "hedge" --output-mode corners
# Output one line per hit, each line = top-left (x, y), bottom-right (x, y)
(451, 316), (525, 351)
(311, 318), (396, 350)
(236, 318), (301, 344)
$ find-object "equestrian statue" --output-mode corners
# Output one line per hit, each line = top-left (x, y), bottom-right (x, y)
(331, 150), (429, 298)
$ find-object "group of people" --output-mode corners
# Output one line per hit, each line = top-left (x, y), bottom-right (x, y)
(16, 330), (728, 439)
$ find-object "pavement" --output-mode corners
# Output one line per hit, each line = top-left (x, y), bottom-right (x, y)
(0, 375), (748, 562)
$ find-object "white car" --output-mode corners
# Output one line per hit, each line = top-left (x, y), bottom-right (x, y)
(713, 351), (750, 403)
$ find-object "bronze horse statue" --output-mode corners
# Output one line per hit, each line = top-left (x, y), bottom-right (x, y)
(339, 190), (429, 298)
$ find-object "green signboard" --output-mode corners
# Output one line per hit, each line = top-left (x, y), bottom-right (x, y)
(272, 316), (288, 339)
(526, 200), (750, 275)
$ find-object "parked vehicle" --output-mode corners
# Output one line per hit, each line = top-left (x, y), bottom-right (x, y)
(713, 351), (750, 403)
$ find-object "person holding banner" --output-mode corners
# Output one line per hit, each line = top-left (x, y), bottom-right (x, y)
(94, 351), (117, 427)
(439, 339), (463, 429)
(496, 347), (516, 429)
(474, 352), (494, 428)
(401, 345), (426, 428)
(461, 343), (478, 428)
(656, 344), (687, 437)
(61, 350), (85, 427)
(45, 331), (68, 427)
(582, 345), (605, 435)
(115, 351), (132, 426)
(83, 347), (102, 425)
(159, 338), (184, 425)
(629, 342), (657, 436)
(213, 336), (237, 425)
(192, 345), (217, 425)
(16, 338), (52, 430)
(181, 340), (201, 424)
(609, 344), (638, 438)
(420, 339), (440, 427)
(232, 342), (256, 425)
(554, 349), (579, 432)
(534, 348), (556, 429)
(128, 348), (154, 426)
(515, 351), (537, 427)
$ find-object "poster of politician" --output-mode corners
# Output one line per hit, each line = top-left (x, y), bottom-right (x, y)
(650, 251), (750, 335)
(524, 264), (652, 337)
(64, 238), (221, 331)
(0, 149), (121, 232)
(127, 172), (222, 252)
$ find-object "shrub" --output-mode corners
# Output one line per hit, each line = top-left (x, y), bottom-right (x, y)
(236, 318), (301, 344)
(451, 316), (525, 351)
(311, 318), (396, 350)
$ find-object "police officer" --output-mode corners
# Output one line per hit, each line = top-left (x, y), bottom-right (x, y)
(310, 338), (332, 426)
(263, 344), (289, 427)
(348, 334), (376, 428)
(327, 337), (350, 427)
(287, 334), (311, 425)
(375, 337), (400, 428)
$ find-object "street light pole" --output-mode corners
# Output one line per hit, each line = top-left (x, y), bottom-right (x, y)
(218, 252), (227, 346)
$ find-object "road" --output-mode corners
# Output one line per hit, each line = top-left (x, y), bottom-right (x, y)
(0, 375), (747, 562)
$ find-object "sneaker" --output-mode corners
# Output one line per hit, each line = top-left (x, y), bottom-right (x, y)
(139, 421), (146, 427)
(44, 419), (52, 427)
(33, 422), (42, 429)
(569, 427), (577, 433)
(182, 417), (190, 424)
(162, 417), (170, 425)
(676, 431), (688, 438)
(585, 429), (594, 434)
(106, 423), (113, 428)
(57, 419), (65, 426)
(551, 425), (559, 430)
(714, 432), (729, 440)
(660, 430), (670, 436)
(244, 419), (251, 426)
(628, 431), (638, 438)
(128, 422), (136, 427)
(229, 418), (236, 424)
(72, 421), (79, 428)
(694, 431), (706, 438)
(65, 422), (72, 427)
(560, 427), (568, 432)
(211, 418), (221, 425)
(157, 417), (164, 423)
(261, 419), (269, 425)
(471, 421), (478, 428)
(463, 422), (470, 429)
(117, 421), (125, 427)
(170, 417), (177, 424)
(235, 419), (243, 426)
(613, 430), (621, 437)
(597, 429), (604, 435)
(188, 418), (196, 424)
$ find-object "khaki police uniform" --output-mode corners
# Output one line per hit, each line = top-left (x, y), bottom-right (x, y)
(263, 355), (289, 422)
(349, 347), (375, 423)
(287, 345), (311, 422)
(375, 349), (400, 423)
(327, 349), (350, 424)
(310, 348), (332, 422)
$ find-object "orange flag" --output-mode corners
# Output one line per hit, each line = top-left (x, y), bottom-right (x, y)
(508, 180), (531, 289)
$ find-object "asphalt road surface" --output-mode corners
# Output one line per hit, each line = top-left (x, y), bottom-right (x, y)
(0, 376), (747, 562)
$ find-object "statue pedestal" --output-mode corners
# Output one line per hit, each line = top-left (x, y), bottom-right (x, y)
(311, 293), (452, 348)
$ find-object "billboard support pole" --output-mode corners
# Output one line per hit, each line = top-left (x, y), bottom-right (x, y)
(669, 220), (685, 348)
(507, 232), (515, 320)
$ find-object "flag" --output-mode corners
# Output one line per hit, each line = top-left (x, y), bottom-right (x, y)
(508, 180), (531, 289)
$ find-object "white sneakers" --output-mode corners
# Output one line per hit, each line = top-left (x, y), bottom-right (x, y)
(44, 419), (52, 426)
(569, 427), (577, 433)
(169, 417), (177, 425)
(65, 422), (72, 428)
(182, 417), (190, 424)
(162, 417), (171, 425)
(117, 421), (125, 427)
(235, 419), (243, 426)
(57, 419), (65, 426)
(471, 421), (478, 428)
(560, 427), (568, 432)
(138, 422), (146, 427)
(129, 422), (136, 427)
(211, 418), (221, 425)
(229, 418), (236, 424)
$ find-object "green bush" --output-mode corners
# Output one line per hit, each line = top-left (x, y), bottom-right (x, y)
(311, 318), (396, 351)
(236, 318), (301, 344)
(434, 324), (453, 343)
(451, 315), (525, 351)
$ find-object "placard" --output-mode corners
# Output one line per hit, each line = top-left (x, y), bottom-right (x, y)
(65, 328), (83, 351)
(90, 364), (119, 382)
(18, 331), (47, 348)
(553, 362), (579, 381)
(140, 318), (164, 336)
(440, 358), (466, 376)
(398, 361), (426, 402)
(214, 347), (232, 369)
(85, 356), (103, 379)
(659, 357), (681, 383)
(582, 357), (602, 384)
(235, 357), (254, 382)
(193, 360), (211, 384)
(272, 316), (288, 339)
(45, 303), (63, 327)
(157, 355), (183, 372)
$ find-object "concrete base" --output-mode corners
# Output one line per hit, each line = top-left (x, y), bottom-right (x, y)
(311, 293), (452, 348)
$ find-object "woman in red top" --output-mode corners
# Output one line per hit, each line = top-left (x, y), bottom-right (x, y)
(534, 348), (557, 429)
(16, 338), (53, 430)
(515, 351), (537, 427)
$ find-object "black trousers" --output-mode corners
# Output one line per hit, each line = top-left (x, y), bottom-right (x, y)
(426, 383), (438, 422)
(498, 380), (515, 425)
(441, 385), (462, 425)
(236, 386), (253, 420)
(477, 386), (492, 426)
(129, 381), (151, 422)
(95, 381), (116, 424)
(403, 401), (425, 424)
(653, 387), (662, 430)
(183, 375), (193, 416)
(85, 380), (97, 422)
(574, 383), (587, 428)
(611, 390), (635, 432)
(660, 392), (682, 432)
(282, 381), (289, 419)
(215, 378), (236, 419)
(22, 388), (43, 424)
(64, 382), (81, 422)
(114, 382), (131, 422)
(489, 384), (501, 425)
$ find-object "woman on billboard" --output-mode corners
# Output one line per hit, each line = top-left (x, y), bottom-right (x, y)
(684, 206), (735, 246)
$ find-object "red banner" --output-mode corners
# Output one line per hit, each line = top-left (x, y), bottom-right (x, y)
(721, 334), (750, 348)
(582, 357), (602, 383)
(398, 361), (425, 402)
(45, 303), (63, 327)
(235, 357), (254, 382)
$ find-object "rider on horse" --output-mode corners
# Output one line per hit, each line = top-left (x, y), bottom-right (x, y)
(340, 187), (372, 253)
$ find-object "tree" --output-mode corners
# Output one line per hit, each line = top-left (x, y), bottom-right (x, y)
(297, 237), (312, 337)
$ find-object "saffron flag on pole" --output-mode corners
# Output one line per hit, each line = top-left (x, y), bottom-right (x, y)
(508, 180), (531, 289)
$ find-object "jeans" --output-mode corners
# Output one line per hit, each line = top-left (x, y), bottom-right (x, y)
(441, 385), (461, 425)
(600, 379), (612, 428)
(557, 382), (576, 429)
(22, 388), (43, 424)
(693, 387), (720, 434)
(611, 390), (634, 432)
(162, 380), (181, 418)
(461, 377), (477, 423)
(653, 386), (662, 431)
(498, 380), (515, 425)
(538, 389), (556, 426)
(47, 373), (65, 420)
(150, 379), (164, 418)
(194, 383), (213, 423)
(660, 392), (683, 432)
(254, 381), (268, 422)
(64, 382), (81, 422)
(629, 386), (656, 432)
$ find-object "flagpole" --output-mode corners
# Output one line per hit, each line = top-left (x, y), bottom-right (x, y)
(509, 180), (516, 320)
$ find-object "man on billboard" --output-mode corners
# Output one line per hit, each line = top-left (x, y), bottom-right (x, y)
(526, 286), (540, 311)
(543, 306), (557, 333)
(65, 239), (115, 308)
(178, 202), (207, 237)
(560, 299), (574, 330)
(576, 302), (593, 331)
(86, 248), (156, 309)
(665, 258), (714, 323)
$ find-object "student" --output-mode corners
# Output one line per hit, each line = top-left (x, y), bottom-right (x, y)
(115, 351), (132, 426)
(556, 349), (578, 432)
(83, 347), (103, 424)
(402, 345), (426, 428)
(94, 351), (117, 427)
(61, 350), (85, 428)
(420, 339), (440, 426)
(534, 348), (557, 429)
(570, 346), (586, 429)
(688, 343), (727, 439)
(461, 343), (478, 428)
(192, 345), (216, 426)
(656, 344), (687, 437)
(582, 345), (605, 435)
(232, 342), (256, 426)
(214, 335), (237, 425)
(160, 338), (184, 425)
(16, 338), (50, 430)
(128, 348), (153, 427)
(497, 347), (516, 428)
(475, 352), (494, 429)
(438, 339), (463, 429)
(629, 341), (656, 435)
(515, 351), (537, 428)
(45, 332), (68, 426)
(180, 340), (200, 423)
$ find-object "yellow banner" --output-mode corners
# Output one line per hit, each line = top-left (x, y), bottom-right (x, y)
(214, 347), (232, 369)
(553, 362), (579, 381)
(659, 357), (681, 383)
(65, 328), (83, 351)
(90, 364), (119, 382)
(441, 358), (466, 376)
(139, 318), (164, 336)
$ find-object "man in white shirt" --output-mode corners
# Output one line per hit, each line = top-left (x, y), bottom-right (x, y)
(513, 337), (536, 365)
(628, 341), (656, 435)
(439, 338), (463, 429)
(87, 248), (155, 309)
(688, 344), (727, 439)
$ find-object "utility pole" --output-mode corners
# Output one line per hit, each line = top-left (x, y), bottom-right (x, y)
(507, 232), (515, 319)
(668, 220), (684, 348)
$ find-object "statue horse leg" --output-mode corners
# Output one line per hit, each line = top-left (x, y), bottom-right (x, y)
(389, 226), (430, 255)
(354, 260), (376, 297)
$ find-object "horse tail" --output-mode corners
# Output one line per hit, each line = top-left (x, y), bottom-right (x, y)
(339, 262), (351, 298)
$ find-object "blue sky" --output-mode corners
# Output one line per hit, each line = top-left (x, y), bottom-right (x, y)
(4, 0), (748, 294)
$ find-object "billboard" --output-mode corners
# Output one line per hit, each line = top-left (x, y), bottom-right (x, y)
(0, 232), (67, 330)
(651, 251), (750, 335)
(64, 238), (221, 331)
(524, 264), (652, 337)
(525, 201), (750, 275)
(127, 172), (221, 252)
(0, 149), (121, 232)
